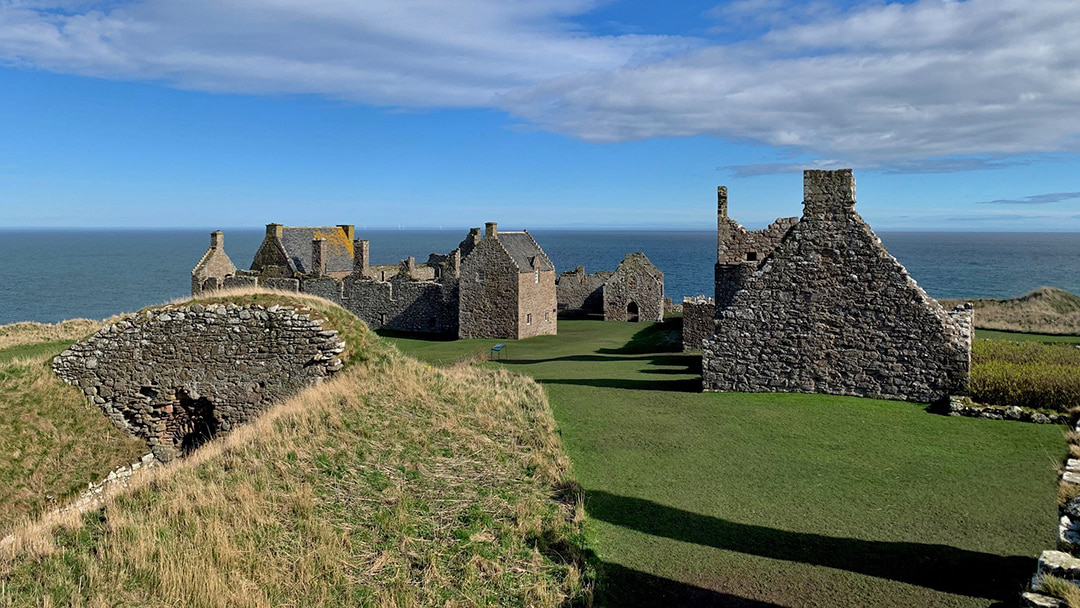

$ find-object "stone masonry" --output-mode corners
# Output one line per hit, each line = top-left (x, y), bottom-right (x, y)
(681, 296), (715, 351)
(53, 302), (344, 461)
(602, 252), (664, 323)
(193, 222), (555, 340)
(556, 252), (665, 322)
(458, 223), (557, 339)
(702, 169), (971, 403)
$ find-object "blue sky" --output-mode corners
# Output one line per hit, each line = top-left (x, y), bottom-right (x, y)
(1, 0), (1078, 230)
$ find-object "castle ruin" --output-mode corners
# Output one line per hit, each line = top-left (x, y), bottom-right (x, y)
(699, 169), (972, 403)
(192, 222), (557, 340)
(556, 252), (665, 322)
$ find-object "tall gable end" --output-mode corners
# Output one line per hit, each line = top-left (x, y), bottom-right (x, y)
(703, 170), (970, 403)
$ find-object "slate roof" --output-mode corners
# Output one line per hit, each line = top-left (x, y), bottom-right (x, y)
(280, 227), (354, 274)
(498, 231), (555, 273)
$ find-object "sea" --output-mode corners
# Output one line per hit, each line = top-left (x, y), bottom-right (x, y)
(1, 229), (1079, 326)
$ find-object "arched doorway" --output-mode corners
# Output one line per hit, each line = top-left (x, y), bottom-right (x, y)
(626, 301), (640, 322)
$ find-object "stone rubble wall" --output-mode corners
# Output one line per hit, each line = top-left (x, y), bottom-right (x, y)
(53, 302), (345, 461)
(556, 267), (610, 316)
(459, 236), (522, 339)
(703, 170), (970, 403)
(681, 296), (715, 351)
(342, 276), (459, 334)
(602, 254), (664, 323)
(515, 270), (558, 339)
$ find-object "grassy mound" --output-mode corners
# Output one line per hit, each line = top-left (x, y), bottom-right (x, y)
(943, 287), (1080, 335)
(0, 325), (146, 534)
(1, 291), (589, 607)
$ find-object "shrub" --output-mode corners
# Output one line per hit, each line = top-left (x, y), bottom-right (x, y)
(970, 340), (1080, 412)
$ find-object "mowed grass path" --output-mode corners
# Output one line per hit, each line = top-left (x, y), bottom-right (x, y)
(389, 320), (1065, 607)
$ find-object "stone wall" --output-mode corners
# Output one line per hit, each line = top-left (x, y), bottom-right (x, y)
(603, 253), (664, 323)
(556, 267), (610, 316)
(459, 235), (521, 339)
(702, 170), (970, 403)
(342, 276), (458, 334)
(516, 270), (558, 338)
(681, 296), (715, 351)
(716, 185), (798, 308)
(53, 302), (345, 461)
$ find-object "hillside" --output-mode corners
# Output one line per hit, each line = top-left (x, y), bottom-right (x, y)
(941, 286), (1080, 335)
(1, 291), (589, 607)
(0, 320), (147, 533)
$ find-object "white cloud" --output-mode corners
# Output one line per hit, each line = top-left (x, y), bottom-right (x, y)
(2, 0), (1079, 168)
(0, 0), (693, 106)
(503, 0), (1080, 166)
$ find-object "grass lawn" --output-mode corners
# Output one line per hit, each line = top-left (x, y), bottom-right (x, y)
(388, 320), (1066, 607)
(976, 328), (1080, 344)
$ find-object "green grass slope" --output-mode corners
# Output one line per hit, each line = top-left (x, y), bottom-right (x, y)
(2, 290), (589, 607)
(391, 319), (1065, 608)
(0, 329), (146, 534)
(944, 287), (1080, 335)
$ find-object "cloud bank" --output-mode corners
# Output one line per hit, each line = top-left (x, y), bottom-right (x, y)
(3, 0), (1080, 168)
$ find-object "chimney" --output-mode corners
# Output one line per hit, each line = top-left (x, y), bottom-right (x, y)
(354, 239), (370, 278)
(717, 186), (728, 220)
(449, 248), (461, 279)
(338, 224), (355, 241)
(485, 222), (498, 238)
(803, 169), (855, 215)
(210, 230), (224, 249)
(266, 223), (284, 240)
(312, 238), (327, 277)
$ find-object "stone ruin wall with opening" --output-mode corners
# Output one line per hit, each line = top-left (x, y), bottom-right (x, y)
(702, 170), (971, 403)
(53, 302), (344, 461)
(602, 254), (664, 323)
(556, 267), (611, 316)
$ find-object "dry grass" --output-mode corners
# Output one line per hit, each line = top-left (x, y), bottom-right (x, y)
(0, 292), (590, 607)
(0, 319), (102, 352)
(1038, 575), (1080, 608)
(942, 287), (1080, 335)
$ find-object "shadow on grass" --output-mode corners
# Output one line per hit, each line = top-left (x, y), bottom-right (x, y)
(540, 377), (702, 392)
(595, 561), (788, 608)
(586, 490), (1031, 602)
(597, 318), (684, 355)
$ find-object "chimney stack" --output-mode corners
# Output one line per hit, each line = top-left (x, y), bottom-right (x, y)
(485, 222), (498, 238)
(354, 239), (370, 278)
(210, 230), (224, 249)
(312, 238), (327, 277)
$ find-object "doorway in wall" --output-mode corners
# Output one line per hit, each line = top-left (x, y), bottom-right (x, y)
(627, 301), (640, 322)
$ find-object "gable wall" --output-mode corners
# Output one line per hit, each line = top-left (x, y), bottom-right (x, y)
(458, 237), (520, 339)
(703, 170), (970, 403)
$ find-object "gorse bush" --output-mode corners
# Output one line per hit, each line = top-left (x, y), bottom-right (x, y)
(970, 339), (1080, 411)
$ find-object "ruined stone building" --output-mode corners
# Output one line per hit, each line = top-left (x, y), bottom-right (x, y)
(459, 223), (557, 339)
(556, 252), (665, 322)
(697, 169), (971, 403)
(192, 222), (556, 340)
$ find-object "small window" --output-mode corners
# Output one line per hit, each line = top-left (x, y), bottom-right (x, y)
(534, 269), (539, 283)
(379, 313), (387, 325)
(428, 317), (437, 328)
(746, 252), (758, 261)
(526, 313), (532, 325)
(545, 312), (550, 321)
(476, 270), (485, 283)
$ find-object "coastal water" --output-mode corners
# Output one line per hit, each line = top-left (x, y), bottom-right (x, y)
(1, 229), (1078, 325)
